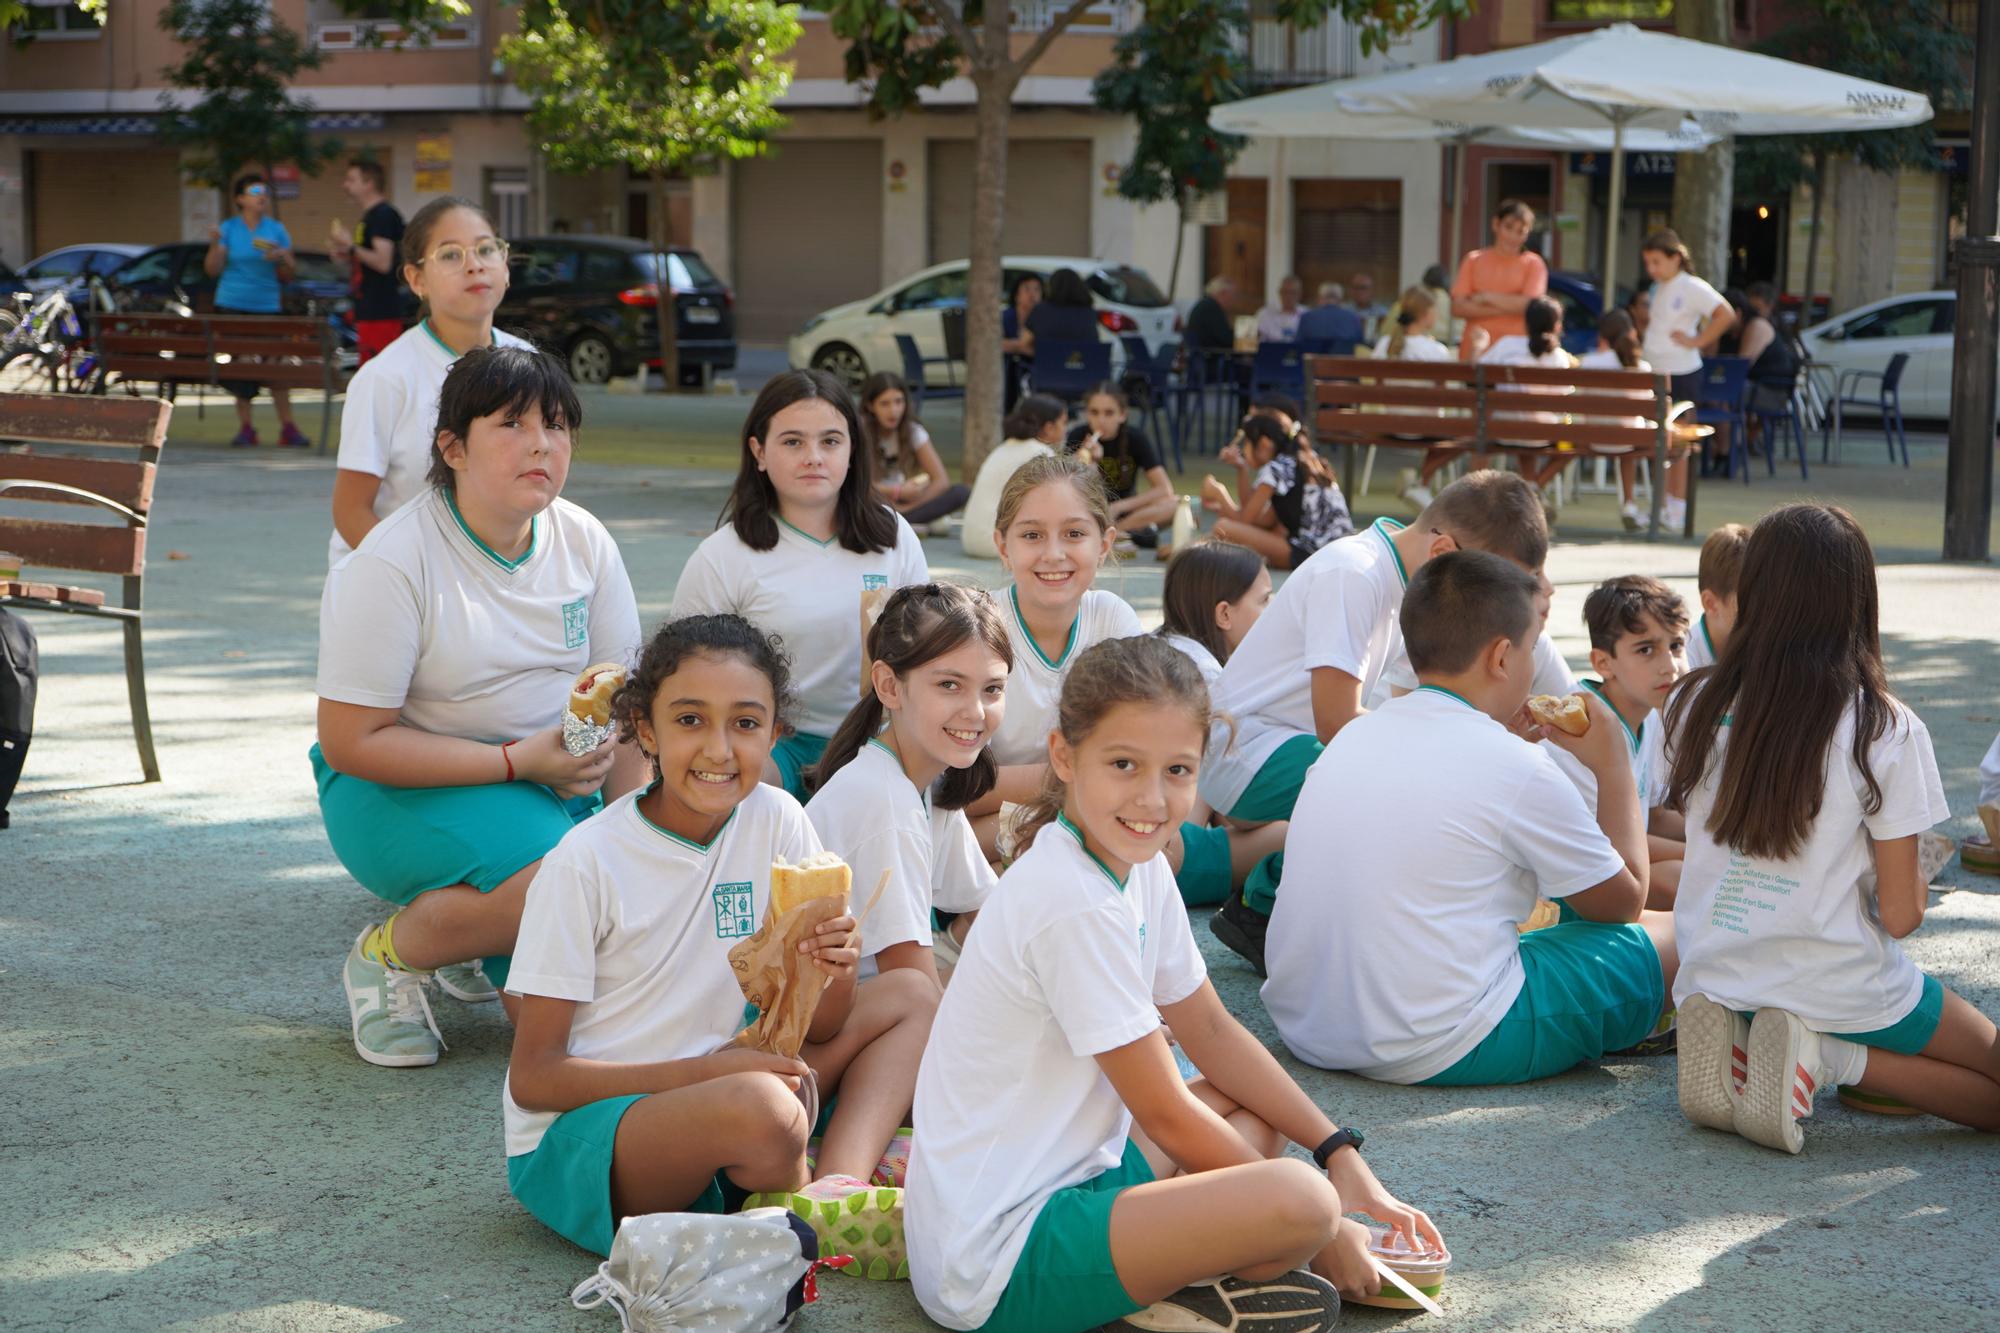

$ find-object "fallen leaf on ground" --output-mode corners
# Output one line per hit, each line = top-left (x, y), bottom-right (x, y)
(167, 551), (192, 560)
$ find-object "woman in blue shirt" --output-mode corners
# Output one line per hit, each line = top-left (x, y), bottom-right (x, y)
(203, 173), (311, 449)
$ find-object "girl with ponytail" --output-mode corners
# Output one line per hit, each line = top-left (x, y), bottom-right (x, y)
(1371, 287), (1451, 363)
(806, 582), (1013, 989)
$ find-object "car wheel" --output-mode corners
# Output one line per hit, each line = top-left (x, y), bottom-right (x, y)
(568, 332), (616, 385)
(811, 343), (867, 394)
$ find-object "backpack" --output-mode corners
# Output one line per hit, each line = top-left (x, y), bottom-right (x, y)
(0, 607), (37, 830)
(571, 1207), (845, 1332)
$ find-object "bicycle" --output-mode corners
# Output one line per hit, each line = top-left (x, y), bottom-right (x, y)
(0, 278), (115, 395)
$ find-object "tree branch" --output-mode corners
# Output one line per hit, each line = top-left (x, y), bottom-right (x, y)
(1013, 0), (1100, 80)
(914, 0), (978, 57)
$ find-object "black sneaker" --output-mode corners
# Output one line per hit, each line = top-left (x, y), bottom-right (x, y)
(1128, 524), (1161, 550)
(1210, 891), (1270, 978)
(1115, 1271), (1341, 1332)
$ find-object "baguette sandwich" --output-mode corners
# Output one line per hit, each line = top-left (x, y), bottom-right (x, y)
(568, 663), (626, 729)
(1526, 693), (1590, 737)
(770, 851), (852, 916)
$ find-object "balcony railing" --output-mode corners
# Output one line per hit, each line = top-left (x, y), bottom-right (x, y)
(1242, 14), (1359, 85)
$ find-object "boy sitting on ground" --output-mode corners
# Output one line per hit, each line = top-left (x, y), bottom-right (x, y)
(1262, 551), (1678, 1086)
(1685, 523), (1747, 671)
(1543, 575), (1689, 909)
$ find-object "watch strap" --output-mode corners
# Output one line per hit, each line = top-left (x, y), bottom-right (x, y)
(1312, 1128), (1362, 1169)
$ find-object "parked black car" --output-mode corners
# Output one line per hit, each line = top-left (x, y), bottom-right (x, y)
(0, 258), (28, 302)
(106, 241), (368, 316)
(499, 236), (736, 385)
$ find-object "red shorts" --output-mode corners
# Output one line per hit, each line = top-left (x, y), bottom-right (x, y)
(355, 319), (403, 364)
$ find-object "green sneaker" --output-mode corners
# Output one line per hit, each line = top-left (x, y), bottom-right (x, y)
(744, 1174), (907, 1281)
(342, 928), (446, 1068)
(435, 959), (499, 1003)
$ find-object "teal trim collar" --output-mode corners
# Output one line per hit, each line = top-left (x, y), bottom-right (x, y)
(1372, 517), (1409, 587)
(419, 318), (497, 360)
(1414, 683), (1475, 710)
(636, 787), (737, 852)
(1011, 584), (1079, 671)
(777, 515), (834, 548)
(1581, 680), (1642, 753)
(1055, 813), (1127, 891)
(443, 489), (537, 572)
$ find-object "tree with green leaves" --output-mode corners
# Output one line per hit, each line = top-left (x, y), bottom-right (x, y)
(1091, 0), (1250, 301)
(501, 0), (799, 389)
(1733, 0), (1970, 309)
(1, 0), (101, 38)
(825, 0), (1470, 477)
(156, 0), (341, 211)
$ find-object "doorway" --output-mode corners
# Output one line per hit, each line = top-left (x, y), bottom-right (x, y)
(1205, 178), (1267, 312)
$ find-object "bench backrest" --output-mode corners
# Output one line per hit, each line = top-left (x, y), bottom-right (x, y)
(1310, 355), (1675, 453)
(0, 391), (171, 579)
(93, 311), (337, 389)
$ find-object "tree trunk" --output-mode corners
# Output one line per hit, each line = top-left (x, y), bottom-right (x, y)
(1669, 0), (1734, 288)
(651, 169), (681, 393)
(1801, 149), (1827, 321)
(960, 12), (1019, 484)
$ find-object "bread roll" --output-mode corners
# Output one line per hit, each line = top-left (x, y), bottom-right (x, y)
(1527, 693), (1590, 737)
(770, 851), (851, 917)
(568, 663), (626, 728)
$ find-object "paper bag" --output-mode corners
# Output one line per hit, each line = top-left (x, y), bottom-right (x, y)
(859, 584), (893, 695)
(729, 894), (848, 1059)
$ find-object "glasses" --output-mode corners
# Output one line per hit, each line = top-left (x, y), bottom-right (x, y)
(418, 239), (510, 273)
(242, 184), (267, 197)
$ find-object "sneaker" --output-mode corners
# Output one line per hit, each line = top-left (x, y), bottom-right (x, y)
(1962, 832), (2000, 876)
(1113, 536), (1140, 560)
(1117, 1270), (1341, 1332)
(1621, 501), (1644, 533)
(1675, 993), (1748, 1134)
(342, 927), (445, 1068)
(1397, 468), (1432, 515)
(745, 1175), (907, 1281)
(1128, 524), (1161, 550)
(925, 517), (952, 538)
(1209, 891), (1270, 978)
(435, 959), (499, 1003)
(279, 423), (312, 449)
(1737, 1007), (1826, 1154)
(230, 426), (259, 448)
(1611, 1005), (1677, 1057)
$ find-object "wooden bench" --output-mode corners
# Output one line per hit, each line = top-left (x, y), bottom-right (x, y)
(1309, 356), (1706, 539)
(0, 391), (173, 781)
(91, 311), (342, 452)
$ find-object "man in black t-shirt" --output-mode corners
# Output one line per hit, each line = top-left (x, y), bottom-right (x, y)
(330, 159), (406, 365)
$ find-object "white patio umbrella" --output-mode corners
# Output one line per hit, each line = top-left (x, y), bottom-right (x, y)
(1319, 22), (1933, 298)
(1210, 87), (1717, 295)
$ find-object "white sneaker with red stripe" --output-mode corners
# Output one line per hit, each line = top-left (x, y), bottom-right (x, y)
(1738, 1007), (1828, 1154)
(1676, 993), (1749, 1134)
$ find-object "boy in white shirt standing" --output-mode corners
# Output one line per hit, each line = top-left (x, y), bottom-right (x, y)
(1544, 575), (1689, 909)
(1684, 523), (1748, 672)
(1263, 551), (1677, 1086)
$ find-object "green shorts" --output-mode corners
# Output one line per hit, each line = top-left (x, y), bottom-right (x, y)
(1839, 972), (1946, 1056)
(311, 742), (600, 989)
(1176, 822), (1232, 907)
(772, 731), (830, 799)
(978, 1139), (1155, 1333)
(1227, 733), (1323, 824)
(1421, 919), (1664, 1086)
(508, 1094), (727, 1256)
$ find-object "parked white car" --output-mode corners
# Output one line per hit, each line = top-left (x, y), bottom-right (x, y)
(787, 256), (1178, 392)
(1798, 289), (1978, 421)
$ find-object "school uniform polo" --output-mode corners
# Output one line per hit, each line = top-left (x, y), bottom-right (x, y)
(329, 321), (534, 564)
(909, 815), (1206, 1332)
(805, 738), (995, 972)
(1685, 614), (1717, 671)
(671, 511), (928, 793)
(1377, 627), (1577, 708)
(1543, 682), (1668, 815)
(1643, 271), (1728, 378)
(1263, 687), (1642, 1085)
(503, 784), (822, 1254)
(1159, 632), (1223, 688)
(988, 587), (1144, 769)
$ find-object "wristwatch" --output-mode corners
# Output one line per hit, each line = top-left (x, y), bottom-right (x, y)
(1312, 1127), (1365, 1169)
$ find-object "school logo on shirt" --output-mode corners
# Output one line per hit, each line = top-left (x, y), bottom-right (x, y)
(713, 881), (756, 939)
(1138, 921), (1147, 953)
(561, 597), (589, 650)
(862, 573), (889, 591)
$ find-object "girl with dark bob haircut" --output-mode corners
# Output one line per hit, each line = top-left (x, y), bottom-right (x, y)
(722, 369), (901, 554)
(426, 344), (584, 490)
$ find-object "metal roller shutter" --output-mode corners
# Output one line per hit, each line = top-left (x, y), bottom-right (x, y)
(1292, 178), (1402, 312)
(927, 140), (1091, 264)
(732, 140), (883, 342)
(29, 149), (185, 252)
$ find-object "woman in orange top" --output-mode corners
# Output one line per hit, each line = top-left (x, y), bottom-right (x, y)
(1451, 199), (1549, 363)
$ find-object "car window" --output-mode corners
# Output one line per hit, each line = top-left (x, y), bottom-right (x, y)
(175, 247), (214, 287)
(88, 251), (133, 276)
(113, 250), (178, 286)
(515, 243), (578, 288)
(675, 251), (719, 287)
(1929, 298), (1957, 334)
(584, 249), (634, 288)
(1844, 300), (1950, 340)
(26, 251), (85, 279)
(632, 252), (700, 290)
(1087, 265), (1168, 309)
(895, 270), (968, 311)
(291, 252), (343, 283)
(1553, 287), (1598, 338)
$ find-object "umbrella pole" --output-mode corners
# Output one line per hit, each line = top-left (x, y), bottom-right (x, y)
(1448, 133), (1470, 278)
(1602, 112), (1629, 308)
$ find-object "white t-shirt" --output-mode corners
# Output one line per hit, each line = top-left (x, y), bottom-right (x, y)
(1159, 631), (1223, 688)
(671, 514), (928, 738)
(1685, 614), (1717, 671)
(1378, 627), (1575, 706)
(1371, 333), (1453, 362)
(908, 814), (1207, 1330)
(1256, 305), (1304, 344)
(961, 439), (1054, 559)
(1202, 519), (1409, 811)
(1543, 682), (1668, 814)
(502, 783), (821, 1157)
(1643, 271), (1727, 377)
(989, 586), (1145, 768)
(1481, 336), (1576, 373)
(805, 737), (996, 971)
(876, 421), (934, 487)
(1979, 730), (2000, 809)
(1670, 695), (1949, 1033)
(329, 322), (534, 565)
(1263, 687), (1626, 1083)
(317, 488), (640, 744)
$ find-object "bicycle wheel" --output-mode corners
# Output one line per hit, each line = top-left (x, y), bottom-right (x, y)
(0, 346), (61, 394)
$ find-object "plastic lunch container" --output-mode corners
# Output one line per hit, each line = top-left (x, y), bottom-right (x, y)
(1350, 1224), (1452, 1312)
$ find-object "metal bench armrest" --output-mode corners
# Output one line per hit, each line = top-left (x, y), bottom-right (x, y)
(0, 477), (145, 523)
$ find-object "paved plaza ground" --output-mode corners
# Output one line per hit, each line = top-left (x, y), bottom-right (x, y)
(4, 379), (1999, 1331)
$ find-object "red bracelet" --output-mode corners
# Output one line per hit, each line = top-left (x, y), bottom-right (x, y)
(501, 740), (516, 783)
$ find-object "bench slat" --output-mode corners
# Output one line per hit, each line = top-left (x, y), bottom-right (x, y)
(0, 518), (145, 576)
(0, 578), (107, 607)
(1320, 384), (1482, 408)
(0, 454), (155, 513)
(1478, 418), (1665, 449)
(1319, 412), (1481, 441)
(99, 333), (324, 358)
(0, 393), (172, 451)
(1483, 364), (1665, 391)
